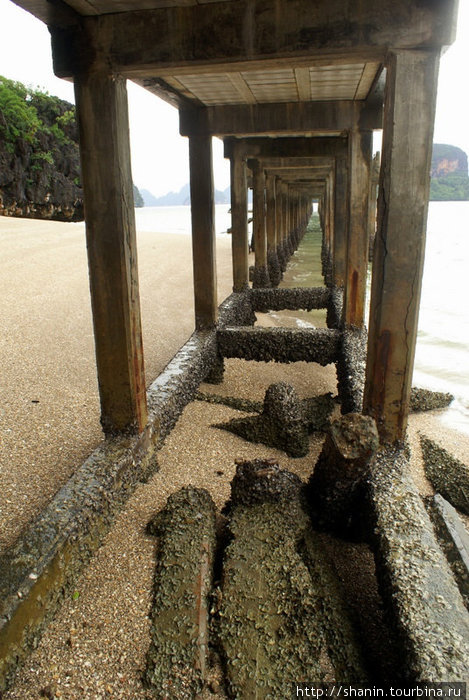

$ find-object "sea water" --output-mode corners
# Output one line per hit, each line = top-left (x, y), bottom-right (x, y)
(134, 201), (469, 434)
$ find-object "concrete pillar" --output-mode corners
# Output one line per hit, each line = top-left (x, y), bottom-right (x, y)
(265, 172), (281, 287)
(363, 49), (440, 443)
(333, 154), (348, 287)
(230, 143), (249, 292)
(343, 128), (372, 327)
(251, 160), (270, 288)
(189, 134), (217, 328)
(275, 177), (286, 272)
(74, 70), (147, 434)
(367, 152), (381, 261)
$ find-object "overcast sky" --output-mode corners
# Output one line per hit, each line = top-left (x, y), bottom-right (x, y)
(1, 0), (468, 197)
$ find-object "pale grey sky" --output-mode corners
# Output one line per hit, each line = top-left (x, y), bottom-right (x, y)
(1, 0), (468, 197)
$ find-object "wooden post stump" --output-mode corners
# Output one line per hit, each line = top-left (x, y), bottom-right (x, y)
(308, 413), (379, 533)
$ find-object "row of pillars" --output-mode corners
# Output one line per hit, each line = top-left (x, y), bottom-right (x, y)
(231, 155), (314, 292)
(73, 49), (439, 445)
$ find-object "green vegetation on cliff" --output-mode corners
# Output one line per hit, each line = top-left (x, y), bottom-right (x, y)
(0, 76), (143, 220)
(430, 143), (469, 201)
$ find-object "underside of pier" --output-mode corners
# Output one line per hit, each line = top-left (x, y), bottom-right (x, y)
(2, 0), (468, 694)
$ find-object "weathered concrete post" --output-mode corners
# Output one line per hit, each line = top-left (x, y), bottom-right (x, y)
(324, 174), (335, 286)
(282, 182), (293, 257)
(74, 70), (147, 434)
(275, 176), (286, 272)
(230, 141), (249, 292)
(367, 152), (380, 261)
(333, 154), (348, 288)
(343, 128), (372, 327)
(189, 134), (218, 328)
(363, 50), (441, 443)
(265, 172), (281, 287)
(251, 159), (270, 288)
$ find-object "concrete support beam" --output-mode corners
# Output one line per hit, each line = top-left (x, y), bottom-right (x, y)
(74, 70), (147, 434)
(343, 129), (372, 327)
(225, 137), (348, 160)
(51, 1), (457, 81)
(189, 135), (218, 329)
(363, 50), (441, 443)
(180, 100), (378, 137)
(230, 142), (249, 292)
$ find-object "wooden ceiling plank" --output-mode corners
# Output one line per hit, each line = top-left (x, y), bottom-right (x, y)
(226, 73), (257, 103)
(354, 62), (381, 99)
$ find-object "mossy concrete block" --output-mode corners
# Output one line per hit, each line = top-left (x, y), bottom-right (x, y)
(217, 327), (340, 365)
(215, 383), (309, 458)
(249, 287), (331, 313)
(420, 435), (469, 515)
(326, 287), (344, 330)
(304, 393), (335, 432)
(228, 458), (304, 508)
(267, 250), (282, 288)
(368, 447), (469, 682)
(308, 413), (379, 534)
(301, 530), (368, 682)
(218, 501), (324, 697)
(427, 494), (469, 610)
(252, 264), (271, 289)
(218, 465), (367, 696)
(199, 389), (334, 435)
(336, 327), (367, 413)
(144, 487), (217, 699)
(410, 387), (454, 413)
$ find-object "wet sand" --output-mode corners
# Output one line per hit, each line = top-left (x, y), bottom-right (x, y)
(0, 215), (234, 551)
(1, 215), (468, 698)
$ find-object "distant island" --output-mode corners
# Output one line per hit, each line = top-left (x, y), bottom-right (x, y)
(140, 183), (230, 207)
(430, 144), (469, 201)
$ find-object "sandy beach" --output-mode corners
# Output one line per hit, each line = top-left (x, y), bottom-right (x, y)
(1, 215), (468, 698)
(0, 215), (234, 552)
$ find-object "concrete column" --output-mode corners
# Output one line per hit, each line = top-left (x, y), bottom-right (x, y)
(251, 160), (270, 287)
(367, 152), (381, 261)
(230, 143), (249, 292)
(275, 177), (286, 272)
(189, 134), (217, 328)
(333, 154), (348, 287)
(265, 172), (281, 286)
(74, 70), (147, 434)
(363, 49), (440, 443)
(343, 128), (372, 327)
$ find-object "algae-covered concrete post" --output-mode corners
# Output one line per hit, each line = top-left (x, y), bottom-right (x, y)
(189, 134), (218, 328)
(74, 70), (147, 434)
(368, 152), (381, 260)
(251, 159), (270, 288)
(363, 50), (441, 444)
(229, 141), (249, 292)
(334, 153), (348, 287)
(265, 172), (281, 287)
(275, 176), (286, 272)
(343, 128), (372, 327)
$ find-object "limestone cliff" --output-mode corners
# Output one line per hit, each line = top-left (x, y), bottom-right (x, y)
(431, 143), (467, 177)
(0, 76), (143, 221)
(0, 77), (83, 221)
(430, 143), (469, 201)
